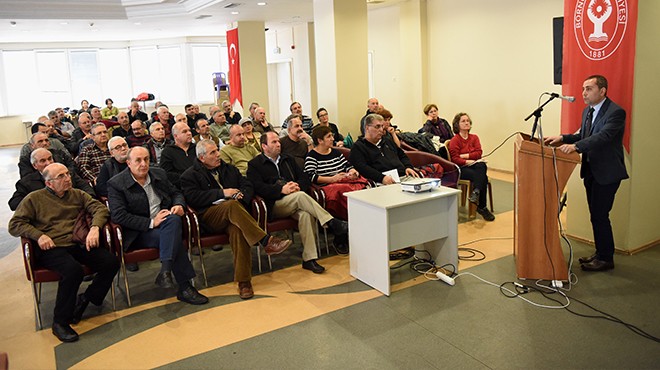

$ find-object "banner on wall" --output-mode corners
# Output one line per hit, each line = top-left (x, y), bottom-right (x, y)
(562, 0), (637, 152)
(226, 28), (243, 108)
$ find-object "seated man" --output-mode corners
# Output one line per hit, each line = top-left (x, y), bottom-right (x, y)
(251, 106), (275, 134)
(160, 122), (196, 188)
(280, 114), (313, 170)
(247, 132), (348, 274)
(222, 99), (242, 125)
(350, 113), (419, 185)
(281, 102), (314, 135)
(8, 163), (119, 343)
(181, 139), (292, 299)
(145, 122), (173, 166)
(95, 136), (129, 198)
(127, 100), (148, 124)
(107, 147), (208, 305)
(208, 109), (231, 143)
(68, 113), (94, 156)
(219, 124), (260, 176)
(18, 132), (75, 177)
(10, 148), (95, 211)
(193, 118), (223, 148)
(126, 120), (150, 147)
(75, 123), (111, 185)
(20, 122), (68, 158)
(55, 107), (76, 136)
(111, 111), (132, 138)
(150, 106), (173, 137)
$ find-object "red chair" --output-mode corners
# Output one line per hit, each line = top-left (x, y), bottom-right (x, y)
(404, 150), (460, 189)
(186, 207), (230, 287)
(251, 196), (299, 270)
(20, 224), (116, 330)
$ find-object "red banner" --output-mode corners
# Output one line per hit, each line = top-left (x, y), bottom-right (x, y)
(226, 28), (243, 107)
(562, 0), (637, 152)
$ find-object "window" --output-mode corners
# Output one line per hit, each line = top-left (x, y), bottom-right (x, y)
(157, 46), (185, 104)
(69, 50), (101, 109)
(191, 45), (223, 103)
(3, 51), (38, 116)
(99, 49), (132, 108)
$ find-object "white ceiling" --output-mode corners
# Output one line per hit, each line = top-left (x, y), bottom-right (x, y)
(0, 0), (397, 44)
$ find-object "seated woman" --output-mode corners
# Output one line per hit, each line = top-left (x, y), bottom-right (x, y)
(421, 104), (453, 142)
(312, 107), (344, 146)
(305, 126), (367, 221)
(350, 113), (419, 185)
(101, 98), (119, 119)
(241, 118), (262, 153)
(448, 112), (495, 221)
(378, 108), (402, 148)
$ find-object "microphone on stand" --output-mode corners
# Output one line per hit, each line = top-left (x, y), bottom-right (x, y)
(548, 92), (576, 103)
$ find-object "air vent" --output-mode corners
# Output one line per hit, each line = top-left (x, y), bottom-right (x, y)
(195, 14), (212, 19)
(224, 2), (242, 8)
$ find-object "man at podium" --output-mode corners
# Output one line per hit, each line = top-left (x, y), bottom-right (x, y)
(544, 75), (628, 272)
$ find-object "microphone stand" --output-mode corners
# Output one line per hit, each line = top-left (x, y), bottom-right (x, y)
(524, 94), (556, 141)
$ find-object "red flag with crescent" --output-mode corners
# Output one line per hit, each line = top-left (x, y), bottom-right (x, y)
(562, 0), (637, 152)
(227, 28), (242, 107)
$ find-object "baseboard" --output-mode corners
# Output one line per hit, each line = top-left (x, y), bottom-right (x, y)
(566, 233), (660, 256)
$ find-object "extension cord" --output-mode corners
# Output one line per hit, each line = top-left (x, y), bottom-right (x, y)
(551, 280), (563, 289)
(436, 271), (455, 286)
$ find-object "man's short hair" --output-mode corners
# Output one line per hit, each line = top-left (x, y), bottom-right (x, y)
(586, 74), (608, 92)
(285, 114), (303, 128)
(316, 107), (327, 119)
(185, 104), (193, 111)
(48, 110), (57, 118)
(107, 136), (125, 151)
(311, 125), (332, 145)
(289, 101), (301, 112)
(31, 122), (46, 134)
(30, 148), (50, 165)
(195, 119), (208, 130)
(364, 113), (384, 127)
(195, 139), (216, 159)
(157, 105), (169, 114)
(29, 132), (46, 145)
(149, 122), (163, 134)
(260, 131), (273, 146)
(91, 123), (106, 133)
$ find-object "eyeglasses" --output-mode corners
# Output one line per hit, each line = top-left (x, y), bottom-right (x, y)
(369, 124), (384, 130)
(318, 113), (328, 117)
(112, 143), (129, 151)
(49, 172), (71, 181)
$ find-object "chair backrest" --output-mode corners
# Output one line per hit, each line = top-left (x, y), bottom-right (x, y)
(400, 140), (417, 152)
(334, 146), (351, 162)
(404, 150), (460, 189)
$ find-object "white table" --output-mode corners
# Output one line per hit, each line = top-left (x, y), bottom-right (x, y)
(346, 184), (460, 296)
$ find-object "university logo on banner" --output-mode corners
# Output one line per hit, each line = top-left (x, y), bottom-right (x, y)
(562, 0), (636, 152)
(226, 28), (243, 108)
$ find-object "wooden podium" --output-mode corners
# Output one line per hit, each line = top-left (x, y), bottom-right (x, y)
(514, 133), (580, 281)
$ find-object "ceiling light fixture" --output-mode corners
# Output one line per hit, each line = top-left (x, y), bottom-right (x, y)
(257, 2), (267, 5)
(10, 21), (17, 27)
(231, 11), (239, 15)
(60, 22), (68, 25)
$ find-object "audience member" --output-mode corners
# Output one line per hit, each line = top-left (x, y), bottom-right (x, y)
(180, 139), (292, 299)
(22, 122), (68, 157)
(18, 133), (75, 177)
(281, 102), (314, 135)
(448, 112), (494, 221)
(48, 110), (71, 139)
(378, 108), (402, 148)
(126, 120), (150, 147)
(360, 97), (380, 135)
(280, 114), (312, 170)
(9, 163), (118, 342)
(145, 122), (173, 166)
(311, 108), (343, 146)
(10, 148), (94, 211)
(160, 122), (196, 188)
(240, 118), (262, 153)
(90, 107), (102, 124)
(193, 118), (222, 147)
(247, 102), (260, 123)
(222, 99), (242, 125)
(101, 98), (118, 119)
(219, 124), (260, 175)
(421, 104), (453, 144)
(251, 107), (274, 134)
(68, 113), (94, 156)
(112, 111), (131, 137)
(95, 136), (129, 198)
(193, 104), (207, 120)
(247, 132), (348, 274)
(209, 110), (230, 143)
(152, 106), (173, 137)
(128, 100), (149, 124)
(75, 123), (111, 185)
(350, 113), (418, 185)
(107, 147), (208, 305)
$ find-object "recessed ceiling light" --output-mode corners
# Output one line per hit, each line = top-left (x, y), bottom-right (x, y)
(60, 22), (68, 25)
(231, 11), (239, 15)
(134, 22), (142, 25)
(257, 2), (267, 5)
(10, 21), (17, 27)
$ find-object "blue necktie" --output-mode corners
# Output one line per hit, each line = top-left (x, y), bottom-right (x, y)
(583, 107), (595, 138)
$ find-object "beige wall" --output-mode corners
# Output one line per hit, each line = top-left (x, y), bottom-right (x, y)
(237, 21), (269, 117)
(0, 115), (31, 146)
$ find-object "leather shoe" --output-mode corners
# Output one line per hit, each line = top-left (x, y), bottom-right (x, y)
(579, 254), (598, 264)
(302, 259), (325, 274)
(327, 218), (348, 235)
(333, 242), (349, 255)
(177, 286), (209, 305)
(477, 207), (495, 221)
(238, 281), (254, 300)
(212, 245), (224, 252)
(468, 189), (480, 204)
(263, 236), (292, 255)
(71, 293), (89, 325)
(52, 322), (79, 343)
(155, 271), (174, 289)
(581, 259), (614, 272)
(126, 262), (139, 272)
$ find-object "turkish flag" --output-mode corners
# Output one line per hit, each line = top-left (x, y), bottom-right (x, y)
(561, 0), (637, 152)
(227, 28), (243, 108)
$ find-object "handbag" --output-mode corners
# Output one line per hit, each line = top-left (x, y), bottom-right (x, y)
(72, 209), (94, 244)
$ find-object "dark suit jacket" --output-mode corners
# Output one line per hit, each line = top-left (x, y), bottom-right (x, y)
(563, 97), (629, 185)
(107, 167), (185, 249)
(180, 159), (253, 214)
(247, 153), (310, 216)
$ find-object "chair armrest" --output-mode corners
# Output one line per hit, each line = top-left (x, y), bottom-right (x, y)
(251, 195), (268, 229)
